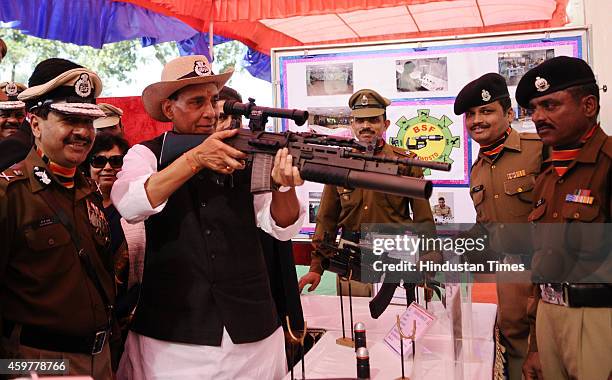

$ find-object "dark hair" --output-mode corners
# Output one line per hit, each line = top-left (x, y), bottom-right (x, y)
(566, 83), (600, 115)
(29, 105), (52, 119)
(498, 97), (512, 113)
(90, 132), (130, 157)
(438, 197), (445, 201)
(81, 132), (130, 176)
(0, 38), (7, 60)
(219, 86), (242, 102)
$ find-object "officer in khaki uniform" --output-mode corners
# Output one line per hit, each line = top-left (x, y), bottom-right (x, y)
(454, 73), (543, 380)
(298, 89), (435, 296)
(0, 81), (27, 141)
(0, 58), (114, 379)
(517, 57), (612, 380)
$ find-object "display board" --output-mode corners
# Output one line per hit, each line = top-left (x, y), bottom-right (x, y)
(272, 28), (589, 236)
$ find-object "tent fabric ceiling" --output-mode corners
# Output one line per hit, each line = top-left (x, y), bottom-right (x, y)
(115, 0), (569, 54)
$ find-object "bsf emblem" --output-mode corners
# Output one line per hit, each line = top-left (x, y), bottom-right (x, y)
(5, 82), (18, 97)
(535, 76), (550, 92)
(194, 61), (210, 77)
(75, 73), (92, 98)
(481, 89), (491, 102)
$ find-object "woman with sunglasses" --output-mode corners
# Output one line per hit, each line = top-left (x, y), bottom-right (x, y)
(84, 132), (139, 372)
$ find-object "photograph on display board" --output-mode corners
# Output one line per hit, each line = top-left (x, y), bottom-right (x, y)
(396, 57), (448, 92)
(431, 191), (455, 225)
(511, 102), (537, 133)
(307, 106), (354, 136)
(308, 200), (320, 224)
(498, 49), (555, 86)
(306, 63), (353, 96)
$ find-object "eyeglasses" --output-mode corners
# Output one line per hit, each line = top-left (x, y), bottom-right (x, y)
(90, 155), (124, 169)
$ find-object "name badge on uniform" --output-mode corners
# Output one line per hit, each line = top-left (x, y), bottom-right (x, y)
(471, 185), (483, 193)
(565, 189), (594, 205)
(506, 169), (526, 180)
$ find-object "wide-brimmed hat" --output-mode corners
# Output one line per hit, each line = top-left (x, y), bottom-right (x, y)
(142, 55), (233, 122)
(0, 81), (27, 110)
(94, 103), (123, 129)
(18, 58), (105, 118)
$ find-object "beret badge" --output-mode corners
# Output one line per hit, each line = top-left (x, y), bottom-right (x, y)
(535, 76), (550, 92)
(481, 89), (491, 102)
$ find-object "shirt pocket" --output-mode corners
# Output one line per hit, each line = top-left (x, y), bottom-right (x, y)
(470, 186), (485, 218)
(23, 223), (75, 278)
(504, 174), (535, 199)
(561, 202), (604, 261)
(337, 187), (360, 209)
(504, 174), (536, 216)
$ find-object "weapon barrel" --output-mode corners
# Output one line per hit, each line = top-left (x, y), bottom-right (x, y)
(300, 162), (432, 199)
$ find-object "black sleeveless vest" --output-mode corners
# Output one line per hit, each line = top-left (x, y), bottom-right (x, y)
(131, 134), (279, 345)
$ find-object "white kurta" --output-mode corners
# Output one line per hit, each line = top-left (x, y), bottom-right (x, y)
(112, 143), (306, 380)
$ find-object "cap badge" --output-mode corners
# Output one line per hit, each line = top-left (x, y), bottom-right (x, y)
(5, 82), (18, 97)
(75, 73), (92, 98)
(33, 166), (52, 186)
(360, 94), (369, 106)
(481, 89), (491, 102)
(535, 76), (550, 92)
(194, 60), (210, 77)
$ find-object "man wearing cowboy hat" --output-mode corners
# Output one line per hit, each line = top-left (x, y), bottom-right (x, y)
(94, 103), (124, 136)
(0, 58), (114, 379)
(0, 81), (27, 140)
(112, 55), (306, 378)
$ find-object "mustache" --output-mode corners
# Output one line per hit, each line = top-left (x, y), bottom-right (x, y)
(358, 128), (375, 134)
(470, 123), (489, 130)
(535, 122), (554, 131)
(64, 135), (92, 145)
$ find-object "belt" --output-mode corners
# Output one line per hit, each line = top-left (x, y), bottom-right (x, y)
(3, 321), (108, 355)
(540, 283), (612, 308)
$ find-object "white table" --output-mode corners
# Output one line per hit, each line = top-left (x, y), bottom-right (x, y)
(285, 295), (498, 380)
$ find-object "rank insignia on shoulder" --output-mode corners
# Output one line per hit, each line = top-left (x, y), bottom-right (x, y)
(506, 169), (526, 180)
(0, 171), (15, 181)
(33, 166), (52, 185)
(471, 185), (484, 193)
(535, 198), (545, 208)
(565, 189), (594, 205)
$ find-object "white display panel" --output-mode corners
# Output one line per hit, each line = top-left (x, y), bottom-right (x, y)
(273, 28), (588, 236)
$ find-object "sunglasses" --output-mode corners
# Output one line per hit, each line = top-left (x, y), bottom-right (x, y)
(90, 155), (124, 169)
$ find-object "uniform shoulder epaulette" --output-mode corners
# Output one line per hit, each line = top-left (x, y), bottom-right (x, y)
(0, 162), (28, 196)
(388, 145), (417, 159)
(519, 132), (541, 141)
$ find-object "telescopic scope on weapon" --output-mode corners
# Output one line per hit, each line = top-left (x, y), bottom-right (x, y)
(223, 98), (309, 126)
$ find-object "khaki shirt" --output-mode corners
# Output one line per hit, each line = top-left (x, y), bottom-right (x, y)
(526, 125), (611, 351)
(433, 205), (452, 217)
(310, 143), (434, 274)
(0, 149), (114, 338)
(470, 129), (543, 256)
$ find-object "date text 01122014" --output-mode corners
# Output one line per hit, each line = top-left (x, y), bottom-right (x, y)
(0, 359), (69, 375)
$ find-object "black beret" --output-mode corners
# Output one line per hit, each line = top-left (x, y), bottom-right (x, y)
(515, 56), (596, 108)
(454, 73), (509, 115)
